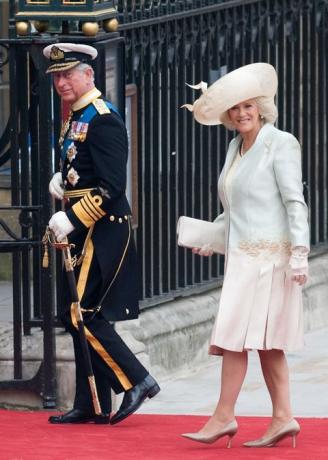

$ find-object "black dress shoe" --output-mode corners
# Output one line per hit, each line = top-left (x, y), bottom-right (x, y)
(48, 408), (110, 424)
(110, 375), (160, 425)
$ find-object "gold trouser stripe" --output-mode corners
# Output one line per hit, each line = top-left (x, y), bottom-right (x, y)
(70, 238), (133, 391)
(64, 188), (94, 198)
(77, 225), (94, 266)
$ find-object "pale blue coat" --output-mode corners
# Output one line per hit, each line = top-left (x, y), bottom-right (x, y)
(209, 123), (309, 353)
(214, 123), (309, 256)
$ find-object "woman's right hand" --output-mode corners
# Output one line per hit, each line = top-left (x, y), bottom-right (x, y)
(289, 246), (309, 285)
(192, 244), (214, 257)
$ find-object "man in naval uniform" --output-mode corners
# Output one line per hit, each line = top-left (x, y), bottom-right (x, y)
(43, 43), (160, 424)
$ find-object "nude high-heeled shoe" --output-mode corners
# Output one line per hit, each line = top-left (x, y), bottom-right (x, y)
(243, 419), (300, 448)
(181, 419), (238, 448)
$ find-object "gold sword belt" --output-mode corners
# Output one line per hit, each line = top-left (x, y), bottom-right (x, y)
(63, 187), (95, 199)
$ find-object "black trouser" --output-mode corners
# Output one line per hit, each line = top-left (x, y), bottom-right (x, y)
(62, 310), (148, 414)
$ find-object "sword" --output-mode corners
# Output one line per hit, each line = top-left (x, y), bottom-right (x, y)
(42, 227), (108, 423)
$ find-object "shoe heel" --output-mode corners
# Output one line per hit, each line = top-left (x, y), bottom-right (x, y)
(226, 433), (236, 449)
(292, 433), (297, 448)
(148, 384), (160, 398)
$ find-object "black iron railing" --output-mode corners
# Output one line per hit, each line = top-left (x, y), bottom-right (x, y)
(118, 0), (328, 307)
(0, 33), (57, 406)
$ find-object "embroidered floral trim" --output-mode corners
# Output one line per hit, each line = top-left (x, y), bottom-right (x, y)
(238, 239), (291, 257)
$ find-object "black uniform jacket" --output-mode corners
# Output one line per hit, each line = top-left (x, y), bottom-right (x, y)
(59, 91), (139, 322)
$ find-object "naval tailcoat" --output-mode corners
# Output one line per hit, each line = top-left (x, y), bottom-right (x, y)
(58, 90), (139, 322)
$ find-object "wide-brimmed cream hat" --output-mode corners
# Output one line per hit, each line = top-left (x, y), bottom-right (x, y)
(43, 43), (98, 73)
(182, 63), (278, 126)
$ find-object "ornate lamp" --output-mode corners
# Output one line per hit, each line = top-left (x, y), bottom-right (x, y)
(15, 0), (119, 36)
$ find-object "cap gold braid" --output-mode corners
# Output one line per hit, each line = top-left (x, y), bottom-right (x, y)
(46, 61), (81, 74)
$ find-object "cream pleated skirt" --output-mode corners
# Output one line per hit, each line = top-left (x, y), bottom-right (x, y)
(209, 249), (304, 355)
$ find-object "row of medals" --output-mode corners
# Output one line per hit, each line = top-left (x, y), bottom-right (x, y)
(59, 111), (80, 186)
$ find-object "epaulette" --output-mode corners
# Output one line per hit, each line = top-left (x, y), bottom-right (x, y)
(92, 98), (111, 115)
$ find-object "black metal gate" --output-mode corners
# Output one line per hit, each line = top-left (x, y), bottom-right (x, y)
(0, 34), (57, 406)
(117, 0), (328, 307)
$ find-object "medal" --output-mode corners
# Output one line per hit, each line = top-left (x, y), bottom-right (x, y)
(68, 121), (89, 142)
(67, 142), (77, 162)
(67, 167), (80, 186)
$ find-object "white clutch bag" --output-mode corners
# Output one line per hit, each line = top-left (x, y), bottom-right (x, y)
(176, 216), (225, 254)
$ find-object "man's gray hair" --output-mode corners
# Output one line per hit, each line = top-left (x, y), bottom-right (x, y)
(75, 63), (95, 82)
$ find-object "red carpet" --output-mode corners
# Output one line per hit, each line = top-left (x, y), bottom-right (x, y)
(0, 410), (326, 459)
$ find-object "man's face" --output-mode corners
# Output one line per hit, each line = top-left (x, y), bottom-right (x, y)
(53, 67), (93, 103)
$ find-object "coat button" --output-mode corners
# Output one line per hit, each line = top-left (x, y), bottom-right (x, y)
(125, 308), (129, 315)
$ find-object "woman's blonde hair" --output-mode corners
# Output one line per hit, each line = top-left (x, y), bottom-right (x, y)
(220, 96), (278, 130)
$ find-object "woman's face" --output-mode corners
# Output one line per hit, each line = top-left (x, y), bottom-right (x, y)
(227, 99), (261, 134)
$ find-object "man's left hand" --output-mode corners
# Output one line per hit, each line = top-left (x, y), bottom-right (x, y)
(49, 211), (74, 242)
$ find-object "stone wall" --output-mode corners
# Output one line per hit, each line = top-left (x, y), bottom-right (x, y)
(0, 247), (327, 410)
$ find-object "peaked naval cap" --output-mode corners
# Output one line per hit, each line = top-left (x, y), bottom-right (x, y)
(43, 43), (98, 74)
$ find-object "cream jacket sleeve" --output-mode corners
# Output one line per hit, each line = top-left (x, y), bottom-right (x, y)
(273, 133), (310, 249)
(213, 212), (225, 254)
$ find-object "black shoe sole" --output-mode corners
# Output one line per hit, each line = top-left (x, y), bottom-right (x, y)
(95, 414), (111, 424)
(148, 384), (160, 399)
(110, 384), (161, 425)
(49, 415), (110, 424)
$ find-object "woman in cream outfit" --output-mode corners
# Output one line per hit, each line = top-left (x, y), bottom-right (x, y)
(181, 63), (309, 448)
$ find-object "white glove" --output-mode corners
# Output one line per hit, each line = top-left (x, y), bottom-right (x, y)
(192, 244), (214, 257)
(289, 246), (309, 285)
(49, 211), (74, 242)
(49, 172), (64, 200)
